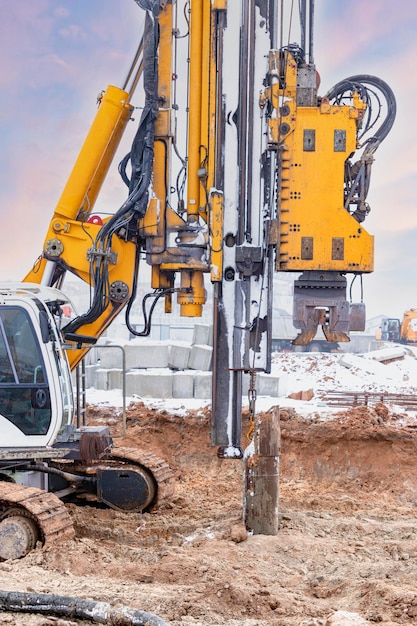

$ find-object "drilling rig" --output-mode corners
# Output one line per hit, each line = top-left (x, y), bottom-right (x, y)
(0, 0), (396, 557)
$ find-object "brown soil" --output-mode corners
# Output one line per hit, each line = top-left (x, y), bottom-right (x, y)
(1, 401), (417, 625)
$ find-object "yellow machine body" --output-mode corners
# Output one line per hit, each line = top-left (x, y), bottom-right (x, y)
(400, 310), (417, 344)
(268, 52), (373, 274)
(276, 105), (373, 272)
(15, 2), (394, 418)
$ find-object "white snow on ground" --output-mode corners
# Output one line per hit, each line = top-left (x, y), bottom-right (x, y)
(86, 343), (417, 421)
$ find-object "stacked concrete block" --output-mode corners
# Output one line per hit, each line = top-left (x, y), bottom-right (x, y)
(194, 372), (212, 399)
(126, 369), (173, 398)
(93, 368), (124, 391)
(172, 371), (194, 399)
(88, 367), (288, 399)
(126, 340), (169, 369)
(168, 342), (191, 370)
(257, 372), (288, 397)
(86, 337), (121, 367)
(94, 369), (109, 391)
(192, 324), (213, 347)
(189, 344), (213, 371)
(98, 340), (169, 370)
(108, 368), (123, 391)
(83, 322), (218, 398)
(83, 338), (112, 366)
(125, 370), (142, 396)
(96, 343), (126, 369)
(139, 370), (173, 398)
(84, 364), (101, 388)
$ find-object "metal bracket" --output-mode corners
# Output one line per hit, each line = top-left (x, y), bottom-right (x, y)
(292, 271), (366, 345)
(235, 246), (263, 277)
(86, 247), (118, 264)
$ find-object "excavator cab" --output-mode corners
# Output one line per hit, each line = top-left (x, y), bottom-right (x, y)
(0, 284), (74, 448)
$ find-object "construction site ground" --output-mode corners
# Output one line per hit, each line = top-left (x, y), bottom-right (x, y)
(1, 394), (417, 626)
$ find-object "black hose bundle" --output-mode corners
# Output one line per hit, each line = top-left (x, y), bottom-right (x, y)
(324, 74), (396, 223)
(0, 590), (171, 626)
(64, 5), (161, 338)
(325, 74), (396, 151)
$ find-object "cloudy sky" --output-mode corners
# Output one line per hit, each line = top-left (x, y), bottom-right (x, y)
(0, 1), (415, 322)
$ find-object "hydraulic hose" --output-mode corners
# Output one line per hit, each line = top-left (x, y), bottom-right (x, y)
(0, 590), (170, 626)
(324, 74), (397, 148)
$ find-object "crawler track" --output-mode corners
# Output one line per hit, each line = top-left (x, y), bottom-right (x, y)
(0, 482), (75, 546)
(110, 447), (176, 506)
(49, 446), (176, 511)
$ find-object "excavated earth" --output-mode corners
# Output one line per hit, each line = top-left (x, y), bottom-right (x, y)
(1, 399), (417, 626)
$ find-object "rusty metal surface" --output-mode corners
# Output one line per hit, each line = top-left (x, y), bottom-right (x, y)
(321, 325), (350, 343)
(0, 482), (75, 547)
(319, 390), (417, 410)
(292, 329), (317, 346)
(245, 408), (280, 536)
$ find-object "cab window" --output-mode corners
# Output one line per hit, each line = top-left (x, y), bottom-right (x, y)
(0, 307), (51, 435)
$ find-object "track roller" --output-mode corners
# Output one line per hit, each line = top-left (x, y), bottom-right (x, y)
(0, 510), (40, 560)
(0, 482), (75, 560)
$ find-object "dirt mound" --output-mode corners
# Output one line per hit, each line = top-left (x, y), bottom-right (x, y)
(1, 402), (417, 625)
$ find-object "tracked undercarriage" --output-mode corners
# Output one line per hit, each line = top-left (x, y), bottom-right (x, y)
(0, 444), (175, 560)
(0, 482), (74, 560)
(48, 446), (175, 511)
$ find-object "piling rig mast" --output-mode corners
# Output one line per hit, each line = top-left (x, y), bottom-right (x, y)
(0, 0), (396, 558)
(25, 0), (395, 456)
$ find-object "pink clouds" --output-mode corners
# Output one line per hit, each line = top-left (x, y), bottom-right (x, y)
(0, 1), (143, 281)
(0, 0), (415, 321)
(58, 23), (88, 42)
(315, 1), (416, 79)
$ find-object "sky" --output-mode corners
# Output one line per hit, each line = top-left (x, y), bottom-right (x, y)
(0, 1), (416, 322)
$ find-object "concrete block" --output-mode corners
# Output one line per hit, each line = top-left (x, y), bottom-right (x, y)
(84, 364), (100, 388)
(192, 324), (213, 346)
(93, 368), (123, 391)
(168, 342), (191, 370)
(125, 370), (142, 396)
(105, 321), (130, 341)
(172, 372), (194, 398)
(107, 368), (123, 390)
(189, 344), (213, 371)
(194, 372), (212, 399)
(94, 368), (109, 391)
(96, 343), (126, 369)
(99, 340), (169, 370)
(140, 370), (173, 398)
(126, 369), (173, 398)
(88, 338), (122, 366)
(364, 346), (407, 363)
(338, 353), (396, 379)
(257, 373), (288, 397)
(126, 341), (169, 369)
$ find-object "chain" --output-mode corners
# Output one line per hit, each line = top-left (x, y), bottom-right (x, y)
(246, 370), (257, 441)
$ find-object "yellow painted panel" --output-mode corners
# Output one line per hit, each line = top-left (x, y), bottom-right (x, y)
(277, 105), (374, 272)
